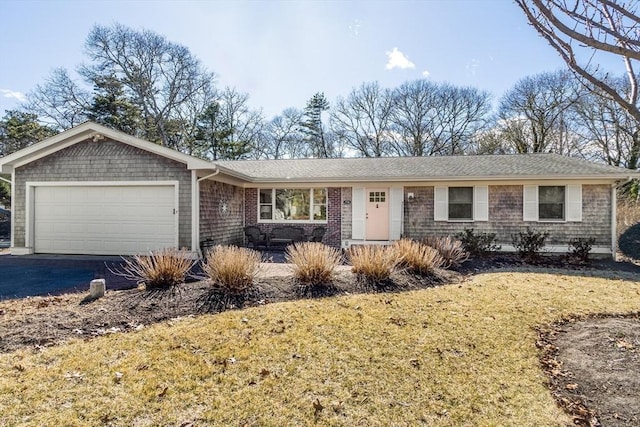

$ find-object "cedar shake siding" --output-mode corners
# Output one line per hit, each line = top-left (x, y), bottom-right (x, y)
(244, 187), (342, 248)
(13, 138), (192, 248)
(199, 180), (244, 246)
(402, 184), (611, 246)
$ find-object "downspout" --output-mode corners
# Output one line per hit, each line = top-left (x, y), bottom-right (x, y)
(194, 167), (220, 258)
(611, 176), (634, 261)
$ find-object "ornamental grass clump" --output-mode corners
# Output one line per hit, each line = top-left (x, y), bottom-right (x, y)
(286, 242), (341, 295)
(394, 238), (444, 275)
(422, 235), (469, 268)
(118, 248), (195, 290)
(202, 245), (262, 295)
(348, 245), (400, 285)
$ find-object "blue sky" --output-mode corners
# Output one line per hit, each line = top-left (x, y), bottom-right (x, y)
(0, 0), (622, 119)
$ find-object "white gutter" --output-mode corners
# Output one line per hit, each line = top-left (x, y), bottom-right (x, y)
(197, 168), (220, 183)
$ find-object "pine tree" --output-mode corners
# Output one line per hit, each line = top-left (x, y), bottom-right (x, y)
(300, 92), (331, 158)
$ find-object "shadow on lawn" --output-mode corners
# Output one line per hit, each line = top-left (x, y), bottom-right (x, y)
(458, 253), (640, 281)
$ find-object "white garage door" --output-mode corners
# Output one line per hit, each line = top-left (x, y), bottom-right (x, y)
(34, 185), (177, 255)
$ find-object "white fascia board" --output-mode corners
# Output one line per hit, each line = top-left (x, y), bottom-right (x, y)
(240, 178), (623, 189)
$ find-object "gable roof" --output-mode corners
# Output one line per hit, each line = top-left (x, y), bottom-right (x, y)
(216, 154), (638, 183)
(0, 121), (215, 173)
(1, 122), (636, 183)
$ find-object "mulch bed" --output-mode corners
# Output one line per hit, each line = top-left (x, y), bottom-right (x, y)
(538, 314), (640, 427)
(2, 252), (640, 425)
(0, 268), (455, 354)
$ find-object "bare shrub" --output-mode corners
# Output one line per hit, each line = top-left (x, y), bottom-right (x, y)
(394, 239), (444, 275)
(117, 248), (195, 290)
(422, 236), (469, 268)
(202, 246), (261, 295)
(286, 242), (341, 293)
(348, 245), (400, 284)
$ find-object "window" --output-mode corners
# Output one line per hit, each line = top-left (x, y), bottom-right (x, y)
(369, 191), (386, 203)
(448, 187), (473, 220)
(313, 188), (327, 220)
(259, 189), (273, 220)
(258, 188), (327, 221)
(539, 186), (565, 220)
(434, 186), (487, 222)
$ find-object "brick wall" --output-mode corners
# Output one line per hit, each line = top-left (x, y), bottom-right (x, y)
(244, 187), (342, 247)
(403, 184), (611, 246)
(199, 180), (244, 246)
(14, 138), (192, 248)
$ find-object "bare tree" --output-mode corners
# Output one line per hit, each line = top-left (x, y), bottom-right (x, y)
(497, 70), (582, 154)
(25, 68), (90, 130)
(82, 23), (216, 147)
(388, 80), (492, 156)
(515, 0), (640, 124)
(574, 76), (640, 168)
(435, 84), (492, 155)
(260, 108), (305, 159)
(330, 82), (394, 157)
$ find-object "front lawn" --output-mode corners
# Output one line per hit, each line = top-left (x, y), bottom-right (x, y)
(1, 270), (639, 426)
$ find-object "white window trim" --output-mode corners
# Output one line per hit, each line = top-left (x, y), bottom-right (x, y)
(257, 188), (328, 224)
(434, 185), (488, 222)
(524, 184), (582, 223)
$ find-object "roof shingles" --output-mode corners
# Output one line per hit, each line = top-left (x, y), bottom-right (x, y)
(216, 154), (635, 182)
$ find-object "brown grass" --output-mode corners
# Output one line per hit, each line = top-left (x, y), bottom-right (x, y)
(347, 244), (400, 283)
(285, 242), (341, 288)
(1, 270), (639, 425)
(202, 246), (262, 295)
(422, 235), (469, 268)
(114, 247), (195, 289)
(394, 238), (444, 274)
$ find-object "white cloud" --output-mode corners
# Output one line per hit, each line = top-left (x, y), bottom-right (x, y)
(465, 59), (480, 77)
(349, 19), (362, 36)
(385, 47), (415, 70)
(422, 70), (431, 78)
(0, 89), (26, 102)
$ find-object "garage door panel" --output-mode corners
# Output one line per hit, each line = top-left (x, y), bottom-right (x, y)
(34, 185), (177, 255)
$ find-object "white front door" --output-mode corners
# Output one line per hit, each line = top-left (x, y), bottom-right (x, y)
(365, 188), (389, 240)
(34, 185), (177, 255)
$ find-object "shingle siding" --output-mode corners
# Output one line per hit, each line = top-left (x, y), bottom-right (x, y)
(402, 184), (611, 246)
(13, 138), (192, 248)
(199, 180), (244, 246)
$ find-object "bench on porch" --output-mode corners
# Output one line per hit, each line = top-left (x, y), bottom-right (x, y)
(244, 225), (326, 250)
(268, 226), (306, 248)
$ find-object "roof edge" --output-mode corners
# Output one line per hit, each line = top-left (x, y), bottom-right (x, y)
(0, 121), (215, 171)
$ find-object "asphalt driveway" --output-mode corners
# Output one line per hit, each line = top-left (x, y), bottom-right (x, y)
(0, 254), (138, 300)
